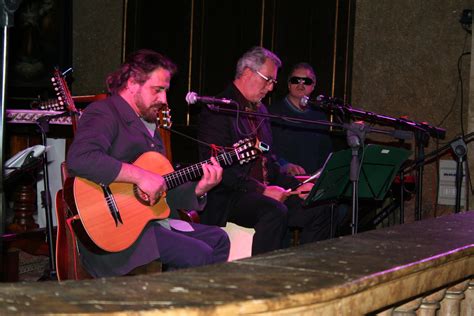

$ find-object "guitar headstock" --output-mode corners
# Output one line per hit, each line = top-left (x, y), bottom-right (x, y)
(51, 68), (78, 113)
(233, 138), (270, 164)
(157, 104), (172, 129)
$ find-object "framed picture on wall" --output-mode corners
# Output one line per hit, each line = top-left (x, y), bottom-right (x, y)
(6, 0), (72, 108)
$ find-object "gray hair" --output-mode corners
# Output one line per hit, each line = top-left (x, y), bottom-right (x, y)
(235, 46), (282, 79)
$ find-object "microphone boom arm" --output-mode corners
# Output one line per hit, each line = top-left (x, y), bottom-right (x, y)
(203, 102), (414, 141)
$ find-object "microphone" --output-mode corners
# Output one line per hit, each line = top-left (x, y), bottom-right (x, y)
(185, 91), (238, 106)
(299, 95), (311, 107)
(300, 95), (348, 111)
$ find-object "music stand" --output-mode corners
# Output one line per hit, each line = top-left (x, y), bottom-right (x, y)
(304, 144), (411, 232)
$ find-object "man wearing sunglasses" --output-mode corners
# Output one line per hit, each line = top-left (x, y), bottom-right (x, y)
(270, 63), (333, 176)
(198, 48), (334, 255)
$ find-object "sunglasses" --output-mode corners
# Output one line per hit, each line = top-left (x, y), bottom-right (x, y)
(289, 76), (314, 85)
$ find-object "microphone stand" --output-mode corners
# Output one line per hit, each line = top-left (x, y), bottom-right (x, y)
(34, 112), (70, 281)
(316, 96), (446, 222)
(414, 130), (430, 220)
(1, 0), (23, 272)
(204, 103), (413, 235)
(403, 132), (474, 214)
(346, 122), (366, 235)
(450, 138), (468, 213)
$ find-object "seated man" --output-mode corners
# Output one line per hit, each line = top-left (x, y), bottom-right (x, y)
(198, 46), (335, 255)
(270, 62), (333, 176)
(66, 49), (230, 278)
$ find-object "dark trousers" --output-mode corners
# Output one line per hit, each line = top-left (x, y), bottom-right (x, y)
(157, 222), (231, 269)
(227, 191), (288, 255)
(286, 196), (334, 244)
(226, 193), (336, 255)
(79, 221), (230, 278)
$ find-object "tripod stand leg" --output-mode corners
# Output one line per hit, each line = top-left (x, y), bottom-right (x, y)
(329, 204), (334, 238)
(38, 131), (57, 280)
(399, 170), (405, 224)
(454, 158), (463, 213)
(451, 138), (467, 214)
(351, 181), (359, 235)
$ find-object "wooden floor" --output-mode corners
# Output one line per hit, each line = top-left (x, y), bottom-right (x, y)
(0, 211), (473, 315)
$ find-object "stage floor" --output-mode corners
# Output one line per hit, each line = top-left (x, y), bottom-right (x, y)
(0, 211), (473, 315)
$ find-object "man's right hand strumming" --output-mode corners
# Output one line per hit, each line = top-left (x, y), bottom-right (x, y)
(117, 163), (167, 205)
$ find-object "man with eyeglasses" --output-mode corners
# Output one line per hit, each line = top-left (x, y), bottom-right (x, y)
(270, 63), (333, 176)
(198, 47), (334, 255)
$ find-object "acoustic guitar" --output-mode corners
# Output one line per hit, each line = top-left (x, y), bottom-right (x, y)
(63, 138), (269, 253)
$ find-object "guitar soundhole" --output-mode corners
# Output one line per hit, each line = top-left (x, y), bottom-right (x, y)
(133, 185), (160, 206)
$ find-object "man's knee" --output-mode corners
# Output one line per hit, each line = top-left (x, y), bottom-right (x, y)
(214, 228), (231, 262)
(264, 199), (289, 219)
(188, 246), (215, 266)
(195, 226), (230, 265)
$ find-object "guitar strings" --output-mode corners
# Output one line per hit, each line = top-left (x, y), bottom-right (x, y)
(163, 150), (238, 189)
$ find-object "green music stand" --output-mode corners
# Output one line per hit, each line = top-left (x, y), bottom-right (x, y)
(304, 144), (411, 222)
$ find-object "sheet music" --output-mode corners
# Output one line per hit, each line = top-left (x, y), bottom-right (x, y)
(4, 145), (48, 177)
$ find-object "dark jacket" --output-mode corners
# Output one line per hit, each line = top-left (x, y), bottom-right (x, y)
(270, 97), (333, 174)
(198, 84), (299, 226)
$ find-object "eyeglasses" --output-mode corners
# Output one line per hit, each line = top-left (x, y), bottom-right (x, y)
(255, 70), (278, 86)
(289, 76), (314, 86)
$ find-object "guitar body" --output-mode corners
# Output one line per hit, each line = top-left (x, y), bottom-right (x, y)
(64, 151), (173, 253)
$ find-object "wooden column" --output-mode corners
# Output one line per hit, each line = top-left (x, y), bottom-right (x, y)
(418, 288), (446, 316)
(461, 279), (474, 316)
(439, 279), (470, 316)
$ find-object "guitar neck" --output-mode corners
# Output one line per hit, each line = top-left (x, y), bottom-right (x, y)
(164, 150), (237, 190)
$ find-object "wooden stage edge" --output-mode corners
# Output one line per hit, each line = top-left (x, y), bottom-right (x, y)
(0, 212), (473, 315)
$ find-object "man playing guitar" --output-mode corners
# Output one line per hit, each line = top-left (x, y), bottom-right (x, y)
(65, 49), (230, 277)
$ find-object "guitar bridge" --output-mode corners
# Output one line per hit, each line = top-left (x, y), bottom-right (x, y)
(100, 185), (123, 226)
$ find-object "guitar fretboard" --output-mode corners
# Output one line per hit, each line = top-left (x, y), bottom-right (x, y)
(164, 150), (237, 189)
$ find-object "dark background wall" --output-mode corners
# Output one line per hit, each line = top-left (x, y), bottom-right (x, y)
(72, 0), (124, 96)
(351, 0), (472, 218)
(5, 0), (472, 219)
(5, 0), (354, 162)
(121, 0), (354, 162)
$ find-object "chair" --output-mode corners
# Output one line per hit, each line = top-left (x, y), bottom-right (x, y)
(55, 188), (92, 280)
(55, 163), (93, 280)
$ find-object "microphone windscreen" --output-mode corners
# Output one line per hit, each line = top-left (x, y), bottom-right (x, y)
(300, 96), (309, 107)
(185, 92), (198, 104)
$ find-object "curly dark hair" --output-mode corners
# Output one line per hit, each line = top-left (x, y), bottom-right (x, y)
(106, 49), (177, 94)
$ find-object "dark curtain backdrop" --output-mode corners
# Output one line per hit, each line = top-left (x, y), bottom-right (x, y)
(127, 0), (354, 162)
